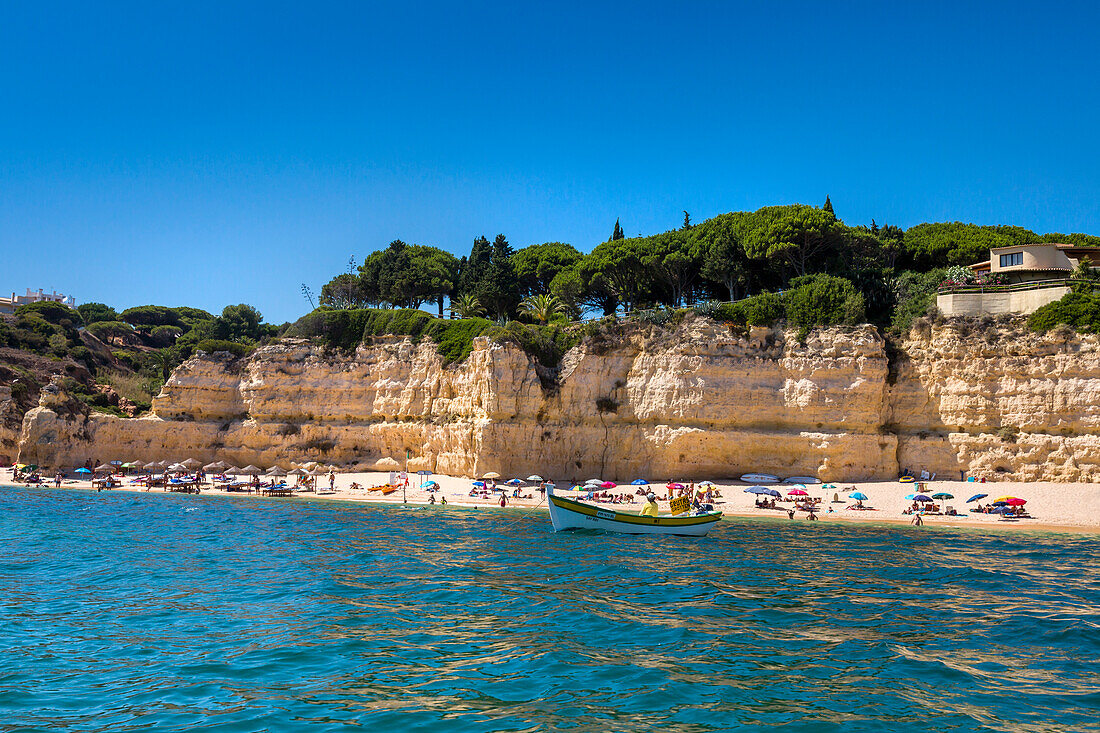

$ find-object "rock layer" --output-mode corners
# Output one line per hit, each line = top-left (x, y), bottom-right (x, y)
(16, 317), (1100, 482)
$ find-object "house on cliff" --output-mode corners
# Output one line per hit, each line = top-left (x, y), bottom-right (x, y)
(937, 243), (1099, 316)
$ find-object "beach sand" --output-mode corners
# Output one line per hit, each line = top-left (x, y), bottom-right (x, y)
(6, 469), (1099, 533)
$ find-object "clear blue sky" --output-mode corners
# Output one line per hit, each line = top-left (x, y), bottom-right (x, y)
(3, 1), (1099, 324)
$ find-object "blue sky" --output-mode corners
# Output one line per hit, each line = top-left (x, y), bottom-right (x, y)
(2, 1), (1099, 323)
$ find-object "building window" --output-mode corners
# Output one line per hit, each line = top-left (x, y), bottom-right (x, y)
(1000, 252), (1023, 267)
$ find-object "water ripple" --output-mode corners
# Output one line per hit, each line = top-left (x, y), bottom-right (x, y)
(2, 487), (1098, 732)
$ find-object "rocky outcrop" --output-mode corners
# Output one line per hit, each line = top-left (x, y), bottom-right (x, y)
(16, 316), (1100, 482)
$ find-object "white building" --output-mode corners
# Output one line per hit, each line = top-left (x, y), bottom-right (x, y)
(0, 288), (77, 315)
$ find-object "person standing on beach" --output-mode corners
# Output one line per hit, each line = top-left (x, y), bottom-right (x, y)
(328, 471), (335, 491)
(912, 514), (923, 526)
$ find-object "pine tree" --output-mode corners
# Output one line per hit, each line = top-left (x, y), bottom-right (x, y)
(610, 218), (624, 241)
(823, 195), (834, 217)
(682, 211), (692, 230)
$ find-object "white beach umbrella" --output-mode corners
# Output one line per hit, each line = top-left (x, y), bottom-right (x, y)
(239, 465), (262, 475)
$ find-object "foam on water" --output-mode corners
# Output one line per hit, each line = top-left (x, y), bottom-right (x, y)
(2, 486), (1098, 732)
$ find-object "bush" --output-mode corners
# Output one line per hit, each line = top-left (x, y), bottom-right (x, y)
(742, 292), (787, 326)
(286, 308), (494, 364)
(891, 268), (948, 333)
(1028, 291), (1100, 334)
(482, 321), (579, 368)
(785, 274), (865, 338)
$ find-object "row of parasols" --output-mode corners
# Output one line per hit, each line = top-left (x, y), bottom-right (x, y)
(564, 478), (718, 491)
(73, 458), (335, 478)
(743, 485), (866, 500)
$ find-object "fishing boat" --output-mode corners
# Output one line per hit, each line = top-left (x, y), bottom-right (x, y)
(740, 473), (780, 484)
(547, 486), (722, 536)
(783, 476), (820, 484)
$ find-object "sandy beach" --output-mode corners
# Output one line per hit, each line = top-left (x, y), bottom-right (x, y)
(6, 468), (1100, 534)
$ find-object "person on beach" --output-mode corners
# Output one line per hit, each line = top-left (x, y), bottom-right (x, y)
(787, 509), (795, 520)
(441, 496), (447, 505)
(640, 492), (659, 517)
(912, 514), (923, 526)
(328, 471), (335, 491)
(499, 494), (506, 508)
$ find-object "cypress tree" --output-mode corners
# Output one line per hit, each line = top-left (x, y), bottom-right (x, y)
(823, 195), (835, 217)
(611, 218), (624, 241)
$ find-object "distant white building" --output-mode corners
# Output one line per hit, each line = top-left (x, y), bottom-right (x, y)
(0, 288), (77, 315)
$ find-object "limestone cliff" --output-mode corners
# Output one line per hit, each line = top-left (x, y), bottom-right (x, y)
(16, 316), (1100, 482)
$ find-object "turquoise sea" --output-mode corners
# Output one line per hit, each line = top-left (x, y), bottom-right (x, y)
(2, 487), (1099, 732)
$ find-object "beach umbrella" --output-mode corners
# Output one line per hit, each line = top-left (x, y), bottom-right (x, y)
(204, 461), (229, 472)
(225, 466), (242, 475)
(288, 468), (307, 476)
(699, 480), (716, 487)
(94, 464), (113, 472)
(568, 485), (582, 491)
(849, 491), (869, 500)
(155, 460), (170, 468)
(168, 463), (186, 472)
(14, 463), (26, 469)
(788, 483), (808, 491)
(822, 483), (836, 489)
(142, 461), (158, 470)
(506, 478), (523, 485)
(668, 482), (684, 489)
(1001, 497), (1027, 506)
(931, 492), (954, 500)
(992, 496), (1022, 504)
(965, 493), (988, 503)
(788, 488), (809, 496)
(74, 467), (92, 474)
(526, 475), (543, 482)
(600, 481), (617, 488)
(631, 478), (648, 485)
(181, 458), (201, 469)
(308, 467), (328, 476)
(585, 478), (602, 483)
(472, 480), (485, 487)
(239, 465), (262, 475)
(424, 480), (438, 487)
(265, 466), (288, 477)
(482, 471), (501, 479)
(120, 461), (138, 468)
(909, 494), (933, 502)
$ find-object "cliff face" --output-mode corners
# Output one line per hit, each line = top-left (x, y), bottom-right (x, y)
(16, 317), (1100, 482)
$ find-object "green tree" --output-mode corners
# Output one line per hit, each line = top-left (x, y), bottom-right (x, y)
(320, 273), (370, 309)
(77, 302), (118, 325)
(746, 204), (843, 281)
(610, 218), (624, 241)
(682, 211), (692, 230)
(699, 212), (753, 300)
(216, 304), (266, 342)
(512, 242), (582, 297)
(902, 223), (1040, 270)
(823, 195), (834, 218)
(519, 293), (563, 325)
(449, 293), (485, 318)
(481, 234), (521, 319)
(456, 236), (492, 301)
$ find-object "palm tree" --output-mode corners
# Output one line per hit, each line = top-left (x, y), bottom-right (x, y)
(449, 293), (485, 319)
(519, 293), (562, 325)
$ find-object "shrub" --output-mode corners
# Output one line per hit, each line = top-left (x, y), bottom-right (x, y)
(595, 397), (619, 413)
(1029, 291), (1100, 334)
(742, 292), (786, 326)
(786, 274), (865, 338)
(482, 320), (579, 368)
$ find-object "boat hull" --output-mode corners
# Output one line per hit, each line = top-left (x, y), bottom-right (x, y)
(740, 473), (780, 484)
(548, 492), (721, 536)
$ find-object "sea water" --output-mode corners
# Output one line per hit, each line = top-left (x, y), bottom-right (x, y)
(2, 487), (1098, 732)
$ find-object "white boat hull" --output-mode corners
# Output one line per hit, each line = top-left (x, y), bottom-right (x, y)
(547, 490), (721, 536)
(740, 473), (780, 484)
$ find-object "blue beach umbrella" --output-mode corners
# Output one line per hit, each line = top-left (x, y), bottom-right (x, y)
(966, 494), (988, 503)
(75, 467), (91, 474)
(506, 478), (523, 485)
(911, 495), (933, 502)
(472, 480), (485, 487)
(631, 479), (648, 485)
(849, 492), (869, 500)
